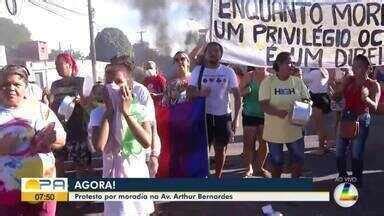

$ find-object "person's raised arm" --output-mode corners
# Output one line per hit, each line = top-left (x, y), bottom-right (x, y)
(362, 81), (381, 110)
(121, 85), (151, 148)
(330, 75), (352, 100)
(94, 87), (113, 152)
(186, 66), (210, 100)
(239, 72), (252, 97)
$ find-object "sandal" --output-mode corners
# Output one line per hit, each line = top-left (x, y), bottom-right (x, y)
(253, 169), (272, 178)
(243, 169), (253, 178)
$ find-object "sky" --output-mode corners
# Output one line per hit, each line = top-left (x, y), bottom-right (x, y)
(0, 0), (207, 55)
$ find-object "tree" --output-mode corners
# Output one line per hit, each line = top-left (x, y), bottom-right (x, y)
(95, 28), (133, 62)
(49, 49), (86, 60)
(0, 18), (31, 48)
(184, 30), (199, 46)
(72, 50), (86, 60)
(48, 49), (61, 60)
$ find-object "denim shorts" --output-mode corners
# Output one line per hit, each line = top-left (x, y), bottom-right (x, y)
(268, 138), (305, 167)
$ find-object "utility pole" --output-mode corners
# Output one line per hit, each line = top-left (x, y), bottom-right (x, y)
(138, 31), (146, 43)
(87, 0), (97, 83)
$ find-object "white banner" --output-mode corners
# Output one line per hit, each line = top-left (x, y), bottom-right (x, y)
(69, 191), (329, 202)
(210, 0), (384, 67)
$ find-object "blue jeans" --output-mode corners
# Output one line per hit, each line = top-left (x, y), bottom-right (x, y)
(336, 112), (370, 184)
(336, 113), (371, 160)
(268, 138), (305, 167)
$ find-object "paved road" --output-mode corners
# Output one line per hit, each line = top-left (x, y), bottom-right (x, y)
(57, 114), (384, 216)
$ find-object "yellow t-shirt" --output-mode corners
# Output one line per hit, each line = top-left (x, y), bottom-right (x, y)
(259, 75), (310, 143)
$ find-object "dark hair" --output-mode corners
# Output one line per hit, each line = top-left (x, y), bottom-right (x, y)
(204, 42), (223, 56)
(173, 51), (190, 64)
(0, 65), (29, 85)
(353, 54), (371, 68)
(110, 54), (135, 72)
(273, 52), (291, 71)
(247, 66), (256, 71)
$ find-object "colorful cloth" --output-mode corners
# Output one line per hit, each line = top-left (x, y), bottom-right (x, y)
(156, 97), (209, 178)
(162, 78), (189, 106)
(0, 100), (65, 208)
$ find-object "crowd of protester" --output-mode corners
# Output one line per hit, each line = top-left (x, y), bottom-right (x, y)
(0, 40), (382, 215)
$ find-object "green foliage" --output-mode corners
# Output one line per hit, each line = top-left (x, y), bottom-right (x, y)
(184, 30), (199, 46)
(0, 18), (31, 48)
(95, 28), (133, 62)
(49, 49), (86, 60)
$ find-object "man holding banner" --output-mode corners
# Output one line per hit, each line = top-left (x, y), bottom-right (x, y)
(187, 42), (241, 178)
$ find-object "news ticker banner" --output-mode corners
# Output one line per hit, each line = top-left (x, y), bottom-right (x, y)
(21, 178), (329, 202)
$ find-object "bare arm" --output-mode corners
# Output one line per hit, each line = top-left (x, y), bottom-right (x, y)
(123, 114), (151, 149)
(232, 87), (241, 126)
(187, 85), (200, 99)
(260, 100), (288, 118)
(91, 126), (101, 152)
(331, 75), (352, 99)
(51, 137), (66, 150)
(364, 81), (381, 110)
(150, 123), (161, 156)
(239, 73), (252, 97)
(187, 85), (210, 100)
(189, 42), (206, 68)
(94, 113), (110, 152)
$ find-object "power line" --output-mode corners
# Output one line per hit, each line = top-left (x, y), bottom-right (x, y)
(41, 0), (87, 16)
(27, 0), (67, 18)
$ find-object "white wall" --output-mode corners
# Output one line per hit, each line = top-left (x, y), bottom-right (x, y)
(25, 60), (108, 91)
(0, 46), (7, 67)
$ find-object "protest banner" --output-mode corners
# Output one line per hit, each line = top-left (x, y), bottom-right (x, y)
(210, 0), (384, 67)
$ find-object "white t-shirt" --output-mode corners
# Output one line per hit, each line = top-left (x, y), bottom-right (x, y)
(88, 105), (106, 149)
(25, 83), (43, 101)
(89, 105), (106, 128)
(189, 64), (238, 115)
(132, 81), (155, 122)
(0, 100), (66, 193)
(303, 69), (329, 94)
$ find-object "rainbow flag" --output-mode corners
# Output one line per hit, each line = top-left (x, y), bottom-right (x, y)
(156, 97), (209, 178)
